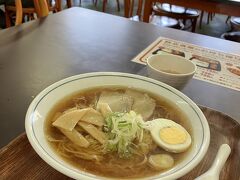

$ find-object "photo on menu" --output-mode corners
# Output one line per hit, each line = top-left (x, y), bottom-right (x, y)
(190, 55), (221, 71)
(227, 66), (240, 76)
(152, 46), (186, 57)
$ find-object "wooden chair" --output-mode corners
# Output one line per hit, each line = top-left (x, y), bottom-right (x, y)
(221, 31), (240, 43)
(5, 0), (38, 23)
(79, 0), (95, 7)
(230, 17), (240, 31)
(127, 0), (142, 18)
(150, 15), (183, 29)
(95, 0), (120, 12)
(34, 0), (68, 17)
(0, 9), (6, 28)
(152, 3), (199, 32)
(226, 16), (231, 23)
(4, 0), (62, 28)
(4, 0), (23, 27)
(129, 0), (183, 30)
(35, 0), (50, 17)
(199, 11), (215, 29)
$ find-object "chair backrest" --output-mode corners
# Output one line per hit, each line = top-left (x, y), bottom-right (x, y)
(5, 0), (23, 27)
(15, 0), (22, 25)
(33, 0), (49, 18)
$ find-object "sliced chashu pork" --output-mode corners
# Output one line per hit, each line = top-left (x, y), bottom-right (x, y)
(97, 91), (133, 113)
(126, 89), (156, 120)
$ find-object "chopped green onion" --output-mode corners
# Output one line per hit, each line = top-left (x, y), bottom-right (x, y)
(104, 111), (144, 158)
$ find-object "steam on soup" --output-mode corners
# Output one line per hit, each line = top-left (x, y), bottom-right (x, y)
(45, 87), (192, 178)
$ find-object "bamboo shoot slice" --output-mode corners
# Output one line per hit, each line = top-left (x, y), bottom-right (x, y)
(80, 108), (105, 126)
(78, 122), (106, 144)
(52, 108), (89, 131)
(97, 103), (112, 118)
(59, 128), (90, 148)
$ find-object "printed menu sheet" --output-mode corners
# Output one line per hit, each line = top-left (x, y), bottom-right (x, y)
(132, 37), (240, 91)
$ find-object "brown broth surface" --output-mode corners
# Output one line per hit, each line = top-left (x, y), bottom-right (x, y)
(45, 87), (192, 179)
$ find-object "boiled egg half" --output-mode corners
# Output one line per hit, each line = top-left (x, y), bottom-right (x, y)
(146, 118), (192, 153)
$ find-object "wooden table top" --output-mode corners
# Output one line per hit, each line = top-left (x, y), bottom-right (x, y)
(0, 7), (239, 148)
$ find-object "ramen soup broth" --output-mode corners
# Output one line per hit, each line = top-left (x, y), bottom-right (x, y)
(45, 87), (192, 179)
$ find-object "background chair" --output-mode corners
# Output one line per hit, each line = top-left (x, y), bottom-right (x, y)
(152, 3), (199, 32)
(5, 0), (37, 23)
(0, 9), (5, 28)
(221, 31), (240, 43)
(4, 0), (22, 27)
(94, 0), (120, 12)
(230, 17), (240, 31)
(127, 0), (142, 18)
(221, 17), (240, 43)
(79, 0), (94, 7)
(199, 11), (215, 29)
(35, 0), (49, 17)
(4, 0), (61, 28)
(63, 0), (72, 8)
(129, 0), (183, 30)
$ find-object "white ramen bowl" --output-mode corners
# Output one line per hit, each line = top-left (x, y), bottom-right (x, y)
(25, 72), (210, 180)
(147, 54), (196, 90)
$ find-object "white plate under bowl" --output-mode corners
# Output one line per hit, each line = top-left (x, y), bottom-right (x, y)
(25, 72), (210, 180)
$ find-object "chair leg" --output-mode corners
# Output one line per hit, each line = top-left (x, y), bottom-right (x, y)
(102, 0), (107, 12)
(137, 0), (143, 18)
(192, 18), (197, 32)
(27, 13), (34, 21)
(199, 10), (204, 29)
(66, 0), (72, 8)
(207, 12), (210, 24)
(182, 19), (186, 25)
(95, 0), (98, 6)
(55, 0), (62, 11)
(117, 0), (120, 11)
(129, 0), (134, 17)
(15, 0), (23, 25)
(5, 9), (12, 28)
(226, 16), (231, 24)
(124, 0), (130, 18)
(210, 12), (213, 21)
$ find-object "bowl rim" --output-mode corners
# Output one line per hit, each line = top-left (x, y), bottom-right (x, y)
(25, 72), (210, 180)
(147, 54), (197, 77)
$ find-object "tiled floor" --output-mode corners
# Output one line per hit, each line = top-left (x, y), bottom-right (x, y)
(67, 0), (232, 38)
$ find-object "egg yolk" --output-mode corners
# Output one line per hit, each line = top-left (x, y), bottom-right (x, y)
(159, 127), (187, 144)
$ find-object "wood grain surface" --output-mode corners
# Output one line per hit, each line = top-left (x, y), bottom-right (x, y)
(0, 107), (239, 180)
